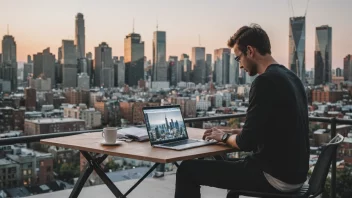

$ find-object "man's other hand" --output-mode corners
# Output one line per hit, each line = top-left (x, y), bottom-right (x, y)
(202, 127), (225, 142)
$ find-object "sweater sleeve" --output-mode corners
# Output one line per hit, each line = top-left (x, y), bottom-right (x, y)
(236, 75), (273, 151)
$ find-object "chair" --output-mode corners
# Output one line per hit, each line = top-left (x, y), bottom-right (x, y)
(227, 134), (344, 198)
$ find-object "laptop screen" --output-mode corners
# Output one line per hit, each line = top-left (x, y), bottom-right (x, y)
(143, 106), (188, 145)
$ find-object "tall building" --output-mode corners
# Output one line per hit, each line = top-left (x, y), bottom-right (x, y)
(33, 48), (56, 88)
(61, 40), (77, 88)
(23, 63), (33, 83)
(180, 54), (191, 82)
(336, 68), (342, 77)
(168, 56), (179, 86)
(1, 35), (17, 91)
(27, 55), (32, 63)
(152, 31), (167, 82)
(214, 48), (231, 85)
(77, 58), (90, 90)
(75, 13), (85, 59)
(94, 42), (114, 88)
(206, 54), (212, 83)
(343, 55), (352, 81)
(229, 53), (239, 85)
(192, 47), (206, 84)
(113, 56), (125, 87)
(124, 33), (144, 86)
(314, 25), (332, 85)
(289, 16), (306, 84)
(86, 52), (93, 86)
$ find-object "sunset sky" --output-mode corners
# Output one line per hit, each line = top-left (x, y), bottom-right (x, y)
(1, 0), (351, 69)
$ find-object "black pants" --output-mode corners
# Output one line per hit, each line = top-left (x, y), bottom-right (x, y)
(175, 158), (280, 198)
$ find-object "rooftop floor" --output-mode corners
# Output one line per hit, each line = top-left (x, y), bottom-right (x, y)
(29, 173), (250, 198)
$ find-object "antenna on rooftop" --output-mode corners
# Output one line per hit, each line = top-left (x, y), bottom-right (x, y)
(304, 0), (310, 17)
(288, 0), (295, 17)
(156, 18), (159, 31)
(198, 34), (201, 46)
(133, 18), (135, 33)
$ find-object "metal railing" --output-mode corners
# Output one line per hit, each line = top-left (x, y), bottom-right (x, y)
(0, 113), (348, 198)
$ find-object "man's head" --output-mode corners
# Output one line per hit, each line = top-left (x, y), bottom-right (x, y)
(228, 24), (272, 76)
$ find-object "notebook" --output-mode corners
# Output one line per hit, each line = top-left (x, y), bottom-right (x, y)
(117, 127), (149, 141)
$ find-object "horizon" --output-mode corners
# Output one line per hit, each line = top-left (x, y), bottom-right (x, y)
(1, 0), (351, 69)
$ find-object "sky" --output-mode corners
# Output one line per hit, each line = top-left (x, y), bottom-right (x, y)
(0, 0), (351, 69)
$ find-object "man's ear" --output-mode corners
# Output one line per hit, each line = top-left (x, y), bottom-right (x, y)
(247, 46), (254, 57)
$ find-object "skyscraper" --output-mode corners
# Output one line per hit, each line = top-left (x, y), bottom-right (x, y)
(75, 13), (85, 59)
(86, 52), (93, 85)
(314, 25), (332, 85)
(61, 40), (77, 88)
(336, 68), (342, 77)
(206, 54), (212, 83)
(168, 56), (178, 86)
(229, 53), (239, 85)
(289, 16), (306, 84)
(214, 48), (231, 85)
(153, 31), (167, 82)
(124, 33), (144, 86)
(180, 54), (191, 82)
(192, 47), (206, 84)
(33, 48), (56, 88)
(77, 59), (90, 90)
(95, 42), (114, 88)
(1, 35), (17, 91)
(27, 55), (32, 63)
(23, 63), (33, 83)
(113, 56), (125, 87)
(344, 55), (352, 81)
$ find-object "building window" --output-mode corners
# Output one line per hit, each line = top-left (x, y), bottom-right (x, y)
(28, 169), (32, 175)
(23, 170), (27, 176)
(41, 161), (44, 166)
(47, 166), (51, 172)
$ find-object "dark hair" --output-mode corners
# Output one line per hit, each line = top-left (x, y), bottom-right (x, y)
(227, 24), (271, 55)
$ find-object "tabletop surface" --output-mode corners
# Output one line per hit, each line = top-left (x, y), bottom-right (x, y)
(40, 127), (237, 163)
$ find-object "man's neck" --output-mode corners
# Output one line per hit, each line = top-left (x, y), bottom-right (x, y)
(257, 55), (278, 74)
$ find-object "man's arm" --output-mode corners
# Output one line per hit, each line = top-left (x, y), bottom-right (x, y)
(225, 134), (240, 149)
(235, 75), (273, 151)
(228, 129), (242, 135)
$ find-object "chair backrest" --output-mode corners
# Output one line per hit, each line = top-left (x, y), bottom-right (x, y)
(308, 134), (344, 196)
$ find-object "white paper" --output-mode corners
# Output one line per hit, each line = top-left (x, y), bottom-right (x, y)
(117, 127), (149, 141)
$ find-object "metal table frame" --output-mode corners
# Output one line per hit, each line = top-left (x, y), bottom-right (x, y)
(69, 151), (180, 198)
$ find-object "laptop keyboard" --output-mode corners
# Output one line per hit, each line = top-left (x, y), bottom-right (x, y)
(161, 139), (198, 147)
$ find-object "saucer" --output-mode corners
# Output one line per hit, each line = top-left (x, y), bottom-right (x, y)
(100, 140), (124, 146)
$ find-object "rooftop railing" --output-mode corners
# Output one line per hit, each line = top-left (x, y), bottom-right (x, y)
(0, 113), (348, 198)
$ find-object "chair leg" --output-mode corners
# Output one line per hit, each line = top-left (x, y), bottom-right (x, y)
(226, 192), (239, 198)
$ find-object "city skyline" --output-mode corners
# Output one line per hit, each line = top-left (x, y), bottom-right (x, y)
(1, 0), (351, 69)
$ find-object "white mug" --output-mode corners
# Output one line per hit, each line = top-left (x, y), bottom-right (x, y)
(102, 127), (117, 143)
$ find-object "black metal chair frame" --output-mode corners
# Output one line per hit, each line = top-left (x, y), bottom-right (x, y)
(227, 134), (344, 198)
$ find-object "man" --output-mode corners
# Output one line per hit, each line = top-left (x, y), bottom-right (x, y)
(175, 24), (309, 198)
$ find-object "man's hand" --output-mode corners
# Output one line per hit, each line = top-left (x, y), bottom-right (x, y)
(202, 127), (226, 142)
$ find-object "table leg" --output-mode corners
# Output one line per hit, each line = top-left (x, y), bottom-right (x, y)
(69, 152), (108, 198)
(173, 162), (180, 168)
(80, 151), (124, 197)
(122, 162), (160, 197)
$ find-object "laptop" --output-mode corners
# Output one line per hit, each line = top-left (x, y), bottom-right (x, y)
(142, 105), (217, 151)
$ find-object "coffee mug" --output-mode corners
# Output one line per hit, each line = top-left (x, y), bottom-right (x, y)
(102, 127), (117, 143)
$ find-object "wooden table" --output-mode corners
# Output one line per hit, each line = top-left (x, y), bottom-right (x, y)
(41, 127), (236, 198)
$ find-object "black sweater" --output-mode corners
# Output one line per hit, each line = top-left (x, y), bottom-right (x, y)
(236, 64), (309, 184)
